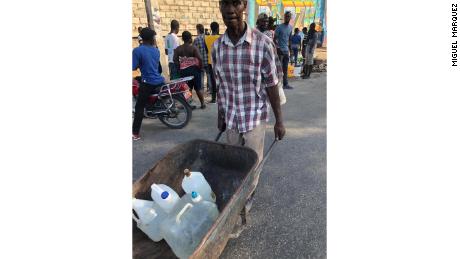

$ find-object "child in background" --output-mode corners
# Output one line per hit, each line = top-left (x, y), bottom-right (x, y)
(290, 28), (302, 66)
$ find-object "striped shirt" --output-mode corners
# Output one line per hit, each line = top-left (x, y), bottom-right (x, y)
(212, 24), (280, 133)
(193, 34), (208, 68)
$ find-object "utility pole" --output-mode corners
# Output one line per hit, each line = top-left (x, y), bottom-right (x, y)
(144, 0), (154, 29)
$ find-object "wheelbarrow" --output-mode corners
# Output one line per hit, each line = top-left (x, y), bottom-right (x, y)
(132, 133), (277, 259)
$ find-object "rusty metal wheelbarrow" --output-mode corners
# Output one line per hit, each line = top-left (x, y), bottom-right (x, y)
(133, 133), (277, 259)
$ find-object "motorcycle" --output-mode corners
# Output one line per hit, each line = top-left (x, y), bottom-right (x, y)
(133, 76), (194, 129)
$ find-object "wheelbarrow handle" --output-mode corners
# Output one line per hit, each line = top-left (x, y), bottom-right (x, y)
(215, 131), (224, 142)
(214, 131), (278, 171)
(254, 139), (278, 173)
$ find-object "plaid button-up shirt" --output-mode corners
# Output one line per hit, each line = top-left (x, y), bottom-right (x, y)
(193, 34), (208, 69)
(212, 24), (280, 133)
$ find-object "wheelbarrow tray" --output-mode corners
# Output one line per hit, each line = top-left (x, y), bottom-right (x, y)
(133, 139), (259, 259)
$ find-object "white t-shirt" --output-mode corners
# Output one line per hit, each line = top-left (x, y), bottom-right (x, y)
(165, 33), (179, 63)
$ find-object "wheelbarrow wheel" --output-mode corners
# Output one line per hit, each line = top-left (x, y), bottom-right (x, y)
(229, 192), (255, 239)
(229, 214), (248, 239)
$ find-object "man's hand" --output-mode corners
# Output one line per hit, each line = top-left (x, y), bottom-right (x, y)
(218, 111), (226, 132)
(274, 121), (286, 140)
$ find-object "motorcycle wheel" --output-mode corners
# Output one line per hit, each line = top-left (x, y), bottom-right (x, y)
(158, 95), (192, 129)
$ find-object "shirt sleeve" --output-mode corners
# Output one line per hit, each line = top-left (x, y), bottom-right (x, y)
(132, 48), (140, 71)
(212, 42), (225, 114)
(173, 35), (179, 49)
(261, 41), (279, 88)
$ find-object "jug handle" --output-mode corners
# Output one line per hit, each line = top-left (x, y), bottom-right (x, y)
(132, 212), (140, 224)
(176, 203), (193, 224)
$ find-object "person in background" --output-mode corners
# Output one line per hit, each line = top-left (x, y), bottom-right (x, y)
(299, 26), (305, 43)
(204, 21), (220, 103)
(174, 31), (206, 109)
(301, 27), (308, 75)
(205, 29), (210, 35)
(256, 13), (273, 39)
(137, 26), (143, 45)
(302, 23), (318, 79)
(274, 11), (293, 89)
(165, 20), (180, 80)
(290, 28), (302, 66)
(193, 24), (209, 96)
(268, 16), (276, 33)
(132, 28), (165, 140)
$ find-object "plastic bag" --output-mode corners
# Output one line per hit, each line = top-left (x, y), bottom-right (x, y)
(278, 81), (286, 105)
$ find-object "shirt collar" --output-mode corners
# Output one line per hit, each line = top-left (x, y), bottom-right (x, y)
(223, 22), (252, 47)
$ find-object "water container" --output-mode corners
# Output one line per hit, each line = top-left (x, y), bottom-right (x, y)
(182, 169), (216, 202)
(151, 184), (180, 214)
(161, 192), (219, 259)
(132, 198), (166, 242)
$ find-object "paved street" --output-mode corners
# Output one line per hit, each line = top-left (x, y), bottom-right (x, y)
(133, 72), (327, 258)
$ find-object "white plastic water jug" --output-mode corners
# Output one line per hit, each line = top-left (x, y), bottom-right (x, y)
(150, 184), (180, 214)
(132, 198), (166, 242)
(182, 169), (216, 202)
(161, 192), (219, 259)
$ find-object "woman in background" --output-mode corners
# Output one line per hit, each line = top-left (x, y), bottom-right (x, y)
(302, 23), (318, 79)
(173, 31), (205, 109)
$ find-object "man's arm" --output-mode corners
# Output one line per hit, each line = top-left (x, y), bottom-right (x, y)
(132, 48), (140, 71)
(261, 42), (286, 140)
(266, 85), (285, 140)
(193, 46), (203, 70)
(212, 42), (226, 132)
(173, 47), (179, 68)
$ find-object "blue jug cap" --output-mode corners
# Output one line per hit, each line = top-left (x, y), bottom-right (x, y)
(191, 191), (198, 198)
(161, 191), (169, 199)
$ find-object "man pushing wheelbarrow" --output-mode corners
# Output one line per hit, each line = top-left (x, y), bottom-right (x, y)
(212, 0), (286, 236)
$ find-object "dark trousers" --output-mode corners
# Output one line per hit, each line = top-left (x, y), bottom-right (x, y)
(180, 66), (202, 91)
(207, 64), (217, 101)
(292, 47), (299, 66)
(133, 82), (161, 135)
(168, 62), (179, 80)
(278, 50), (290, 87)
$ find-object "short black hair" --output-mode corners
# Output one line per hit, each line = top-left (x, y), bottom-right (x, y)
(210, 22), (219, 33)
(140, 27), (156, 41)
(196, 24), (205, 34)
(302, 27), (308, 33)
(182, 31), (192, 42)
(294, 28), (299, 33)
(171, 20), (179, 30)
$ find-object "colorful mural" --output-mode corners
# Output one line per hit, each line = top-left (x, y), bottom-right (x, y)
(250, 0), (326, 44)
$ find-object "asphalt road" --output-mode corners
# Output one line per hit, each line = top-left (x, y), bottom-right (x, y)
(133, 72), (327, 259)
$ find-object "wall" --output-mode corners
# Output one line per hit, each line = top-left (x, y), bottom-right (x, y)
(132, 0), (226, 40)
(132, 0), (148, 41)
(156, 0), (226, 36)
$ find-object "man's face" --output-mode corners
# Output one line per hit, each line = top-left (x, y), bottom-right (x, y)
(284, 13), (291, 24)
(258, 17), (269, 29)
(219, 0), (247, 30)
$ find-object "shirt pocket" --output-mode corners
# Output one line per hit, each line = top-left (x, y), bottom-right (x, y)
(248, 49), (262, 98)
